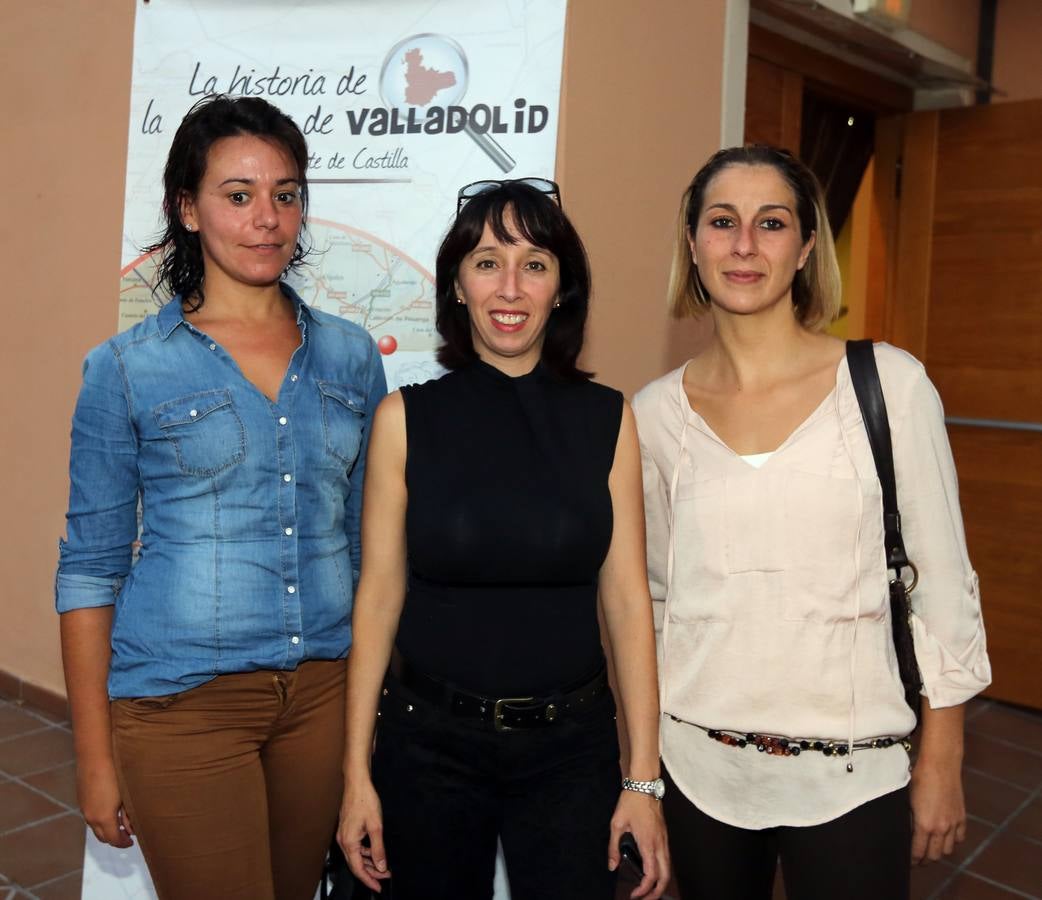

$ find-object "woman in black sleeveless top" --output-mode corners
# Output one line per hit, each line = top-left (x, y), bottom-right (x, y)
(337, 180), (669, 900)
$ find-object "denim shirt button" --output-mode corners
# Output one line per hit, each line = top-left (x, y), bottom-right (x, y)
(208, 343), (216, 351)
(284, 527), (293, 536)
(283, 474), (292, 482)
(278, 416), (288, 425)
(287, 585), (296, 594)
(290, 635), (300, 645)
(189, 409), (198, 418)
(290, 374), (298, 382)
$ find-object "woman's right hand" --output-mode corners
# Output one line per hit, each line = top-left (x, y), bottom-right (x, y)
(78, 757), (134, 849)
(337, 778), (391, 892)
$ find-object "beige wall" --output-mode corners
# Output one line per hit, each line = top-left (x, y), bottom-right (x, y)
(908, 0), (1042, 105)
(562, 1), (724, 392)
(0, 2), (727, 697)
(907, 0), (980, 63)
(993, 0), (1042, 102)
(2, 1), (136, 698)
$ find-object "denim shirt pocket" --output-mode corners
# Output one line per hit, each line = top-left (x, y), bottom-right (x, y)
(153, 389), (246, 476)
(318, 381), (366, 467)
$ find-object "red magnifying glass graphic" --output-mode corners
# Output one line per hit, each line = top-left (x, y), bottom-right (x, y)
(379, 33), (516, 173)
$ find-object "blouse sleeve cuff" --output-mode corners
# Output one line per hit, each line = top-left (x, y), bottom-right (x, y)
(55, 572), (121, 613)
(910, 613), (992, 709)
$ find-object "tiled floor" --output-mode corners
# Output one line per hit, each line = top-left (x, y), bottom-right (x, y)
(0, 696), (81, 900)
(0, 694), (1038, 899)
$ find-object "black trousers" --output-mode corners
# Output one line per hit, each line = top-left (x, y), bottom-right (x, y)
(663, 767), (911, 900)
(371, 674), (620, 900)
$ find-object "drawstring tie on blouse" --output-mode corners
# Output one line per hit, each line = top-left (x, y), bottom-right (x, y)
(837, 385), (865, 773)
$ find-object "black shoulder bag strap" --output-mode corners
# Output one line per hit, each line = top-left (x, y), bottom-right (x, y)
(845, 339), (923, 720)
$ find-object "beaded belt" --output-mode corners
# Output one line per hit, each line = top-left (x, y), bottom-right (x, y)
(668, 715), (911, 773)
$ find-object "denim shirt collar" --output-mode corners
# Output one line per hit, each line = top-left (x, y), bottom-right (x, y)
(155, 283), (320, 341)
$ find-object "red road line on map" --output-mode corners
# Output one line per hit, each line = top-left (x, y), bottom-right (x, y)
(307, 219), (435, 282)
(365, 287), (432, 331)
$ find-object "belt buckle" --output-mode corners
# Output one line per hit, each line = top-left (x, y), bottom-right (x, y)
(493, 696), (535, 732)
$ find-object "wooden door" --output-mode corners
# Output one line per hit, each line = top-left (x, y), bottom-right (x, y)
(882, 99), (1042, 709)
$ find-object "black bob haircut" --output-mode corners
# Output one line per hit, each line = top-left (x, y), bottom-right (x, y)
(145, 94), (311, 310)
(434, 181), (592, 380)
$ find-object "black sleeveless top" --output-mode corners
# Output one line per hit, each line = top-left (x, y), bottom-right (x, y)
(397, 359), (624, 696)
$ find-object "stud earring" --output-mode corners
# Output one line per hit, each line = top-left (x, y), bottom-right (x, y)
(553, 299), (561, 308)
(456, 295), (465, 305)
(184, 223), (194, 232)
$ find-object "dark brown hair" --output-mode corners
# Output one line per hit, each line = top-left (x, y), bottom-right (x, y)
(145, 95), (311, 309)
(435, 182), (592, 380)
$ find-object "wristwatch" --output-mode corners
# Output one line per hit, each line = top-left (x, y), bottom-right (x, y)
(622, 776), (666, 800)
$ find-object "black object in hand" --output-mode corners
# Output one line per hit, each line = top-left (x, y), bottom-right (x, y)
(619, 832), (644, 878)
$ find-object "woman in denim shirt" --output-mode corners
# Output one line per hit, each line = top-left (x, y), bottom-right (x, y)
(56, 96), (386, 900)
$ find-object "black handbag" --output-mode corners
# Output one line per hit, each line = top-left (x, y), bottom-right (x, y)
(846, 339), (923, 721)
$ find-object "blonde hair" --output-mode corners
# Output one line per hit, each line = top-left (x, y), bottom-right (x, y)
(668, 145), (841, 332)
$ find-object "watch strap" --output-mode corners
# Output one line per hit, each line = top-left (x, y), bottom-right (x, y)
(621, 776), (664, 799)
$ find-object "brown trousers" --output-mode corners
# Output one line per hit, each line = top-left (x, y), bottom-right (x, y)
(111, 659), (346, 900)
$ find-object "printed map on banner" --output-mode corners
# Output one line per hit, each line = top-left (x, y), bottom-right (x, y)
(118, 0), (567, 389)
(122, 220), (436, 354)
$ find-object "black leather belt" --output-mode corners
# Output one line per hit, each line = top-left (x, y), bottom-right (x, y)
(390, 652), (609, 732)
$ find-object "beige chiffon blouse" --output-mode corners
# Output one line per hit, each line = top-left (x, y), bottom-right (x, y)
(633, 343), (991, 828)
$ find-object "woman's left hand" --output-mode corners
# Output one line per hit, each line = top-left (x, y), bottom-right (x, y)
(910, 756), (967, 864)
(608, 789), (670, 899)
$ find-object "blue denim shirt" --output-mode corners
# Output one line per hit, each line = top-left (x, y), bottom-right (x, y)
(56, 286), (387, 699)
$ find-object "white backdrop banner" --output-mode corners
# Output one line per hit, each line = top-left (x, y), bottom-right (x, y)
(88, 0), (567, 896)
(117, 0), (567, 391)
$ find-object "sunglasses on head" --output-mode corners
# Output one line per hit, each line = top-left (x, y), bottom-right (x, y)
(456, 177), (561, 213)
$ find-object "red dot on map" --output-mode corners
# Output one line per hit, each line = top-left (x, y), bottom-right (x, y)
(377, 335), (398, 355)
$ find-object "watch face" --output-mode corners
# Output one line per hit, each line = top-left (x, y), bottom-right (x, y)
(653, 778), (666, 800)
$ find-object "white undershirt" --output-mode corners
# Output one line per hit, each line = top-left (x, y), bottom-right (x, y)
(739, 451), (773, 469)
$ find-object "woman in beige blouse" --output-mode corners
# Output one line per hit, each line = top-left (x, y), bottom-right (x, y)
(632, 145), (990, 900)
